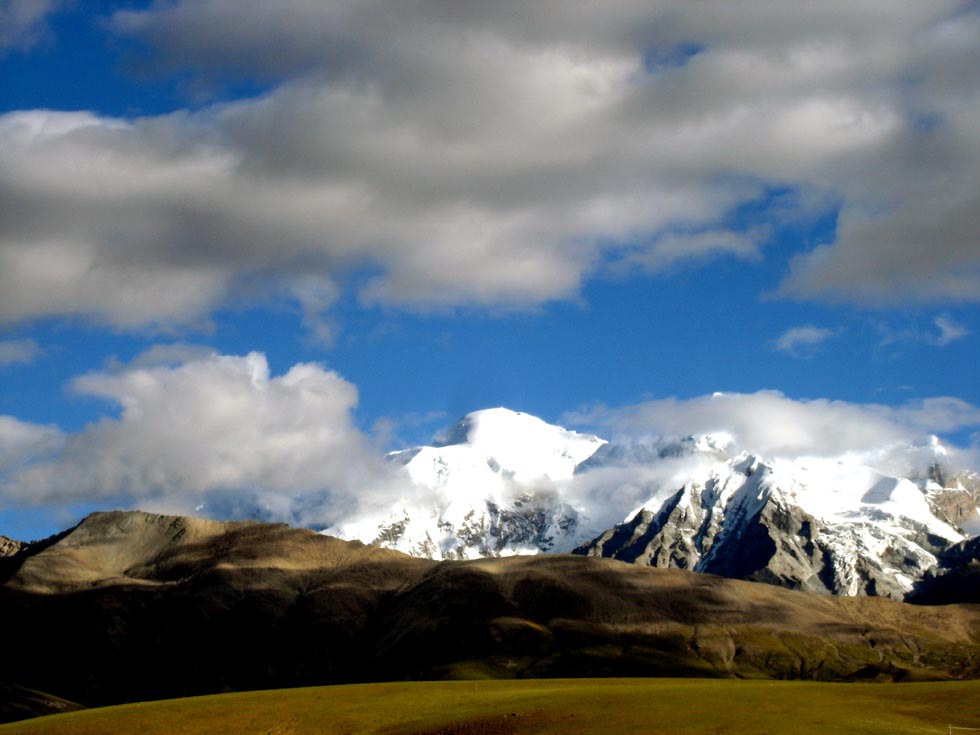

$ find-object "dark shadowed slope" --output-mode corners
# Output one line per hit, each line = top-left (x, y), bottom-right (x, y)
(909, 536), (980, 604)
(0, 683), (84, 724)
(2, 511), (980, 721)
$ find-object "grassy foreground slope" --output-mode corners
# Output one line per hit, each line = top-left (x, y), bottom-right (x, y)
(5, 678), (980, 735)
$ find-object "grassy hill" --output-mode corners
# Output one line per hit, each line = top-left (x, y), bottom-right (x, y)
(4, 678), (980, 735)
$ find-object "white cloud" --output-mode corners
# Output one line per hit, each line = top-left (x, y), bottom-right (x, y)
(567, 390), (980, 474)
(772, 325), (835, 358)
(0, 2), (977, 331)
(0, 338), (40, 366)
(1, 351), (406, 526)
(0, 415), (63, 472)
(873, 314), (972, 349)
(933, 315), (970, 346)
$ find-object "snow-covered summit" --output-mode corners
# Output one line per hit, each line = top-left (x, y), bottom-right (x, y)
(333, 408), (605, 559)
(411, 407), (605, 483)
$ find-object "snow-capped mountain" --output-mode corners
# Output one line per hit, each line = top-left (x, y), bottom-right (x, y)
(330, 408), (605, 558)
(576, 439), (979, 600)
(330, 408), (980, 599)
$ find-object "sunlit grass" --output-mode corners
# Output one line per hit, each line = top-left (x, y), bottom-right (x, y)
(6, 678), (980, 735)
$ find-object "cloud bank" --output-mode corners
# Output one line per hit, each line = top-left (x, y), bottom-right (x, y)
(1, 1), (978, 331)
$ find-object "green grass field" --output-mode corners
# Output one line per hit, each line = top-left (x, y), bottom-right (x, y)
(5, 678), (980, 735)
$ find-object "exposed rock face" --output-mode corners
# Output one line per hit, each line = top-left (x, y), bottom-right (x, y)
(925, 470), (980, 532)
(0, 536), (24, 558)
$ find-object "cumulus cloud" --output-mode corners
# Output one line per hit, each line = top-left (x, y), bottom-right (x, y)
(567, 390), (980, 474)
(772, 325), (835, 358)
(1, 351), (406, 526)
(0, 338), (40, 366)
(0, 1), (977, 330)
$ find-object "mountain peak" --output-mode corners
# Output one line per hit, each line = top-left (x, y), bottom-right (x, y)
(435, 407), (594, 449)
(333, 408), (607, 559)
(429, 407), (605, 478)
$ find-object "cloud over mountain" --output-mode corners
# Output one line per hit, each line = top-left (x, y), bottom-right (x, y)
(567, 390), (980, 474)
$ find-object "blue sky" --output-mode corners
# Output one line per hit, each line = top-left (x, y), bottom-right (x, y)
(1, 0), (978, 541)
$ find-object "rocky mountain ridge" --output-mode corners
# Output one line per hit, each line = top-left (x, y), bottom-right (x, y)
(575, 450), (979, 600)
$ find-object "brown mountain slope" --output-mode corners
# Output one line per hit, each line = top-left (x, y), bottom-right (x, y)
(5, 510), (427, 593)
(2, 511), (979, 718)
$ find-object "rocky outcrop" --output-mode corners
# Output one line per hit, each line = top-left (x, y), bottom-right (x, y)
(925, 470), (980, 532)
(0, 536), (24, 557)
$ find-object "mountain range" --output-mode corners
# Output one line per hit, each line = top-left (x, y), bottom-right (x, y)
(3, 408), (980, 722)
(331, 408), (980, 601)
(2, 509), (980, 722)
